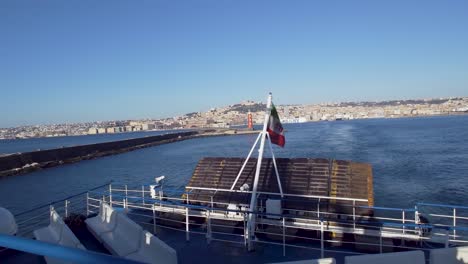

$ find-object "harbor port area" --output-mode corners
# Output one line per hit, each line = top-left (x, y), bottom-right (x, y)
(3, 156), (468, 263)
(0, 129), (257, 178)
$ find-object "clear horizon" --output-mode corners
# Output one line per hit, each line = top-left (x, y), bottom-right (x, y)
(1, 0), (468, 127)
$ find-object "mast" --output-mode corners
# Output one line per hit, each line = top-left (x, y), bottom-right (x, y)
(246, 92), (272, 251)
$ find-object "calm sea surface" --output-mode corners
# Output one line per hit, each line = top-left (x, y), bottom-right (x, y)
(1, 115), (467, 215)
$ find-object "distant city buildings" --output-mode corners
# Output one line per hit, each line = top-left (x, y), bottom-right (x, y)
(88, 128), (98, 134)
(1, 97), (467, 139)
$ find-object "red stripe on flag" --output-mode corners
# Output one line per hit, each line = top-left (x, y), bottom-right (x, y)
(267, 128), (285, 147)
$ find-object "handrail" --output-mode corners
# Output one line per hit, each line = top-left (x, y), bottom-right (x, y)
(103, 193), (416, 228)
(357, 205), (416, 212)
(106, 185), (468, 234)
(8, 180), (468, 264)
(381, 222), (432, 229)
(14, 181), (112, 217)
(99, 193), (405, 227)
(105, 189), (415, 220)
(0, 234), (142, 264)
(380, 221), (468, 231)
(89, 190), (468, 260)
(184, 186), (369, 202)
(418, 202), (468, 210)
(106, 191), (468, 233)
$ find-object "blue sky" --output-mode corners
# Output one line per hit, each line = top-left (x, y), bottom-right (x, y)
(1, 0), (467, 127)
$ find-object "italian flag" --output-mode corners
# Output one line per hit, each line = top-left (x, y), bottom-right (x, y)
(267, 104), (285, 147)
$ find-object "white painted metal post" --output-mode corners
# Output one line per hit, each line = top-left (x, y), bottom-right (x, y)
(210, 196), (213, 213)
(379, 227), (383, 253)
(230, 132), (262, 190)
(282, 217), (286, 256)
(352, 200), (356, 230)
(320, 220), (324, 258)
(125, 185), (128, 199)
(86, 192), (89, 216)
(186, 207), (190, 241)
(400, 210), (406, 247)
(159, 190), (162, 208)
(109, 184), (112, 205)
(247, 93), (272, 251)
(266, 132), (283, 197)
(186, 193), (190, 241)
(65, 200), (69, 218)
(206, 211), (212, 244)
(317, 198), (321, 225)
(243, 214), (247, 246)
(415, 205), (421, 236)
(402, 210), (406, 234)
(453, 208), (457, 238)
(445, 229), (449, 248)
(142, 185), (145, 205)
(152, 204), (156, 234)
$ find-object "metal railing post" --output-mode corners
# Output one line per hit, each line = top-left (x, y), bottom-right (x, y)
(380, 227), (383, 253)
(402, 210), (406, 234)
(185, 207), (190, 241)
(243, 214), (247, 247)
(185, 193), (190, 241)
(353, 200), (356, 230)
(152, 204), (156, 234)
(260, 199), (263, 222)
(159, 190), (162, 208)
(86, 192), (89, 216)
(445, 229), (449, 248)
(125, 185), (128, 199)
(210, 196), (213, 213)
(317, 198), (321, 225)
(206, 211), (212, 244)
(282, 217), (286, 257)
(453, 208), (457, 238)
(64, 200), (68, 218)
(142, 185), (145, 205)
(320, 220), (324, 258)
(109, 184), (112, 205)
(415, 205), (421, 236)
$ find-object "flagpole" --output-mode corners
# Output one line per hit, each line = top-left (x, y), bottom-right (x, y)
(230, 132), (262, 191)
(266, 132), (283, 198)
(247, 92), (272, 251)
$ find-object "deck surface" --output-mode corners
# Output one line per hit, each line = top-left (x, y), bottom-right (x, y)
(185, 157), (373, 214)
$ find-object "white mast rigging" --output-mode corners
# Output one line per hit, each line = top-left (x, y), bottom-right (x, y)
(229, 92), (283, 251)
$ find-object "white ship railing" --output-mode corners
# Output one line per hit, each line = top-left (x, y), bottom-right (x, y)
(91, 184), (468, 260)
(11, 182), (468, 264)
(417, 202), (468, 240)
(12, 182), (110, 238)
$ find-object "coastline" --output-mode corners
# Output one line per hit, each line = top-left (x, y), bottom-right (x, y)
(2, 112), (466, 141)
(0, 129), (258, 178)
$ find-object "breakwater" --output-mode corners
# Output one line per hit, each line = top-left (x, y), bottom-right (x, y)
(0, 129), (257, 177)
